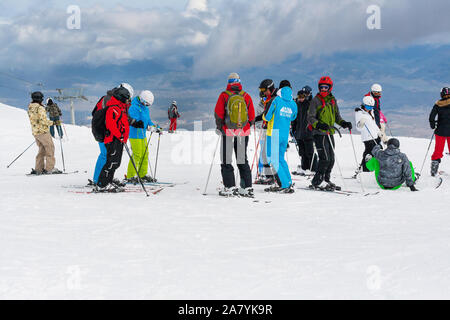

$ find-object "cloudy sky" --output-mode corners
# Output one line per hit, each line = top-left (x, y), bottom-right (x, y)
(0, 0), (449, 136)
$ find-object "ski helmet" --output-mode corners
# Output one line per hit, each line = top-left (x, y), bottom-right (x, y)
(112, 87), (131, 104)
(298, 85), (312, 97)
(259, 79), (275, 97)
(318, 76), (333, 96)
(279, 80), (291, 89)
(441, 87), (450, 98)
(31, 91), (44, 103)
(371, 83), (382, 97)
(119, 83), (134, 99)
(172, 100), (177, 106)
(362, 96), (375, 110)
(387, 138), (400, 149)
(139, 90), (154, 106)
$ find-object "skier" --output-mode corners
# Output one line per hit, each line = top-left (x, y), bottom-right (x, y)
(307, 76), (352, 190)
(95, 86), (131, 192)
(126, 90), (161, 183)
(254, 79), (277, 185)
(365, 83), (383, 128)
(168, 101), (180, 133)
(214, 73), (255, 197)
(91, 83), (134, 186)
(27, 92), (61, 174)
(45, 98), (63, 139)
(429, 87), (450, 176)
(291, 85), (317, 175)
(263, 81), (298, 193)
(355, 95), (382, 171)
(365, 138), (418, 191)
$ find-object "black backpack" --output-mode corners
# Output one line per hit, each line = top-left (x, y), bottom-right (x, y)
(91, 95), (112, 142)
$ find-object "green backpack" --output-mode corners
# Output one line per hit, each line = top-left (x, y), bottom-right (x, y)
(224, 90), (248, 129)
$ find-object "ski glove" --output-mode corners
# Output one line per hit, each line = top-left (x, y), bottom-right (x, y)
(316, 122), (330, 131)
(341, 121), (353, 130)
(132, 120), (145, 128)
(430, 121), (436, 129)
(409, 185), (418, 192)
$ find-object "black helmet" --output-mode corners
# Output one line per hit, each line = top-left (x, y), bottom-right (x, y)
(279, 80), (291, 89)
(298, 85), (312, 96)
(387, 138), (400, 149)
(31, 91), (44, 103)
(112, 87), (131, 103)
(441, 87), (450, 99)
(259, 79), (275, 98)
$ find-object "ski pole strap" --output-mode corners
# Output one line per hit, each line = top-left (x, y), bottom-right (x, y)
(332, 126), (342, 138)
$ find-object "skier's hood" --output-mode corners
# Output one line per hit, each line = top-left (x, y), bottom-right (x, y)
(280, 86), (293, 101)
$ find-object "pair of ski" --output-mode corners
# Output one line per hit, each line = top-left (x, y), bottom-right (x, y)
(297, 186), (380, 197)
(27, 170), (79, 176)
(64, 183), (164, 195)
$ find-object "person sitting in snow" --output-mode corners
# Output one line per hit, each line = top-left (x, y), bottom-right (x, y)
(365, 138), (418, 191)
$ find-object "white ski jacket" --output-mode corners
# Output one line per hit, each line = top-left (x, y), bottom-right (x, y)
(355, 107), (380, 142)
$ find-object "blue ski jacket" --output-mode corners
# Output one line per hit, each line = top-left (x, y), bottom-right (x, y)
(263, 86), (298, 141)
(128, 97), (155, 139)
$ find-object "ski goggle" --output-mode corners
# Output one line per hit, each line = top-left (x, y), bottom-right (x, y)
(298, 93), (307, 99)
(319, 85), (330, 91)
(228, 78), (241, 84)
(364, 104), (374, 110)
(372, 91), (382, 97)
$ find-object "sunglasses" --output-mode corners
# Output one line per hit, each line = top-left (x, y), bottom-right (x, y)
(319, 85), (330, 91)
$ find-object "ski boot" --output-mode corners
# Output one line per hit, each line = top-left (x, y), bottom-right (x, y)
(309, 180), (329, 190)
(125, 176), (139, 185)
(141, 175), (157, 183)
(48, 168), (63, 174)
(112, 178), (126, 187)
(325, 181), (341, 191)
(292, 166), (306, 176)
(280, 184), (295, 194)
(431, 159), (440, 176)
(254, 176), (274, 185)
(29, 168), (44, 175)
(218, 187), (238, 197)
(238, 187), (255, 198)
(264, 185), (281, 193)
(93, 183), (125, 193)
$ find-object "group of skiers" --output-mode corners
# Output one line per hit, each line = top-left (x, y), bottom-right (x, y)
(23, 75), (449, 195)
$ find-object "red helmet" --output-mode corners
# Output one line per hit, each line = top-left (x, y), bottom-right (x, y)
(318, 76), (333, 90)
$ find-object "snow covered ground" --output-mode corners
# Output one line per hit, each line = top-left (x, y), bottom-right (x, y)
(1, 103), (449, 299)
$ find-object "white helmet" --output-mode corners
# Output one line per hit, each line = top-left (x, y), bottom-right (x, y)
(139, 90), (154, 106)
(362, 95), (375, 107)
(172, 100), (177, 105)
(120, 83), (134, 99)
(371, 83), (382, 93)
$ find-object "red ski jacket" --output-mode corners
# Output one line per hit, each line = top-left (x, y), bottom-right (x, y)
(214, 83), (255, 136)
(104, 96), (130, 144)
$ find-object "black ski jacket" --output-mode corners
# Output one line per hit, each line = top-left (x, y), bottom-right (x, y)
(292, 98), (313, 140)
(429, 98), (450, 137)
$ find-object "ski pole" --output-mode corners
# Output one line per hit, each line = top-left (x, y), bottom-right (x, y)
(124, 143), (149, 197)
(153, 132), (162, 181)
(59, 137), (66, 172)
(327, 132), (347, 190)
(364, 124), (380, 145)
(203, 134), (221, 195)
(290, 129), (301, 160)
(137, 129), (153, 179)
(62, 123), (69, 141)
(386, 121), (394, 137)
(250, 126), (264, 172)
(349, 130), (365, 192)
(419, 132), (435, 176)
(6, 141), (36, 168)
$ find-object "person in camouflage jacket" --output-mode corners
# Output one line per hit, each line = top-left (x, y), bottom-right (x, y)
(45, 98), (63, 138)
(28, 92), (60, 174)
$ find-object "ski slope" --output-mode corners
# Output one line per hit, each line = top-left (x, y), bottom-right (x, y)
(1, 103), (449, 299)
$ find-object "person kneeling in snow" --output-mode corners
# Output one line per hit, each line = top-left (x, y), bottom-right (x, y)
(365, 138), (418, 191)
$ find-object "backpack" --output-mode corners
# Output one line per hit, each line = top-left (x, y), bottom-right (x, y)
(169, 105), (177, 118)
(91, 96), (110, 142)
(224, 90), (248, 129)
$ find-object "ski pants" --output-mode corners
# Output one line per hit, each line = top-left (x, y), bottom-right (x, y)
(98, 139), (124, 188)
(311, 134), (335, 186)
(431, 134), (450, 161)
(49, 116), (63, 139)
(257, 130), (273, 177)
(93, 142), (107, 184)
(296, 137), (318, 172)
(361, 138), (381, 172)
(220, 135), (252, 188)
(366, 157), (416, 190)
(34, 132), (55, 172)
(127, 138), (149, 178)
(267, 135), (292, 188)
(169, 118), (177, 132)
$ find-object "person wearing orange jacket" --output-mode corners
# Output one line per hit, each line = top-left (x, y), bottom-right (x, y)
(96, 87), (131, 192)
(214, 73), (256, 197)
